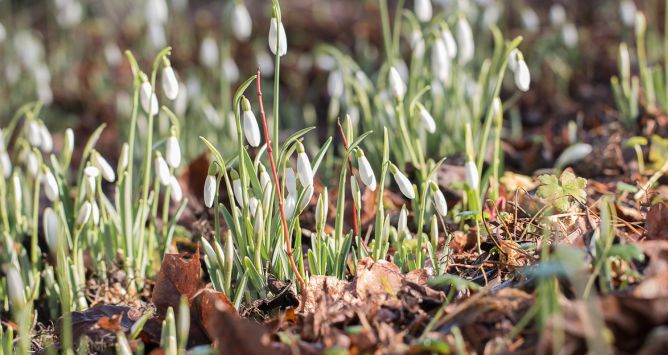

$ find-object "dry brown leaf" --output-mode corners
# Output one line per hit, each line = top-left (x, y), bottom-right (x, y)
(645, 203), (668, 240)
(152, 247), (204, 318)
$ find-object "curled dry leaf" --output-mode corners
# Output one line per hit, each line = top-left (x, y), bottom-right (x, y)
(645, 202), (668, 240)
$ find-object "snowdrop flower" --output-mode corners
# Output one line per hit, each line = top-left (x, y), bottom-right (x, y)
(296, 142), (313, 188)
(398, 205), (408, 232)
(390, 164), (415, 199)
(410, 31), (426, 59)
(154, 153), (171, 186)
(90, 202), (99, 225)
(63, 128), (74, 159)
(253, 205), (264, 234)
(92, 151), (116, 182)
(201, 238), (218, 266)
(169, 176), (183, 202)
(204, 174), (217, 208)
(147, 22), (166, 49)
(257, 51), (275, 75)
(162, 62), (179, 100)
(118, 143), (129, 174)
(43, 168), (59, 202)
(286, 168), (297, 196)
(104, 43), (122, 67)
(482, 3), (501, 27)
(259, 165), (272, 193)
(231, 170), (244, 207)
(298, 184), (314, 211)
(521, 8), (540, 33)
(174, 81), (188, 117)
(43, 207), (59, 254)
(224, 57), (240, 82)
(0, 152), (10, 178)
(39, 122), (53, 153)
(415, 0), (432, 22)
(327, 70), (344, 97)
(26, 152), (39, 177)
(140, 80), (159, 115)
(12, 174), (21, 210)
(620, 0), (636, 27)
(241, 97), (261, 147)
(284, 195), (296, 218)
(507, 49), (519, 72)
(248, 196), (259, 215)
(76, 201), (92, 226)
(6, 267), (26, 307)
(514, 57), (531, 92)
(166, 134), (181, 168)
(355, 149), (376, 191)
(27, 121), (42, 147)
(146, 0), (168, 24)
(456, 17), (474, 64)
(200, 36), (219, 68)
(56, 0), (83, 28)
(561, 23), (579, 48)
(464, 160), (479, 190)
(441, 26), (457, 59)
(268, 14), (287, 56)
(550, 4), (567, 26)
(83, 166), (99, 197)
(232, 2), (252, 41)
(431, 182), (448, 217)
(431, 37), (451, 83)
(388, 66), (406, 100)
(417, 103), (436, 133)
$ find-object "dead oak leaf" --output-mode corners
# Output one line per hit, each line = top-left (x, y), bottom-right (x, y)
(152, 247), (204, 318)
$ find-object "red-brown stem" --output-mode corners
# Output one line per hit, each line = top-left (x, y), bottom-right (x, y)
(336, 120), (359, 238)
(256, 68), (306, 292)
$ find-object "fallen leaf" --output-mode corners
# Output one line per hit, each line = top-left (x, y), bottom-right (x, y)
(152, 247), (204, 318)
(205, 300), (279, 355)
(645, 203), (668, 240)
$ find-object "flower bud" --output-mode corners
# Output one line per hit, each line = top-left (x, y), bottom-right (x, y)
(456, 17), (474, 64)
(154, 153), (171, 186)
(232, 3), (252, 41)
(169, 175), (182, 202)
(161, 62), (179, 100)
(390, 164), (415, 199)
(140, 80), (159, 115)
(231, 170), (244, 207)
(417, 103), (436, 133)
(203, 174), (216, 208)
(431, 37), (451, 84)
(355, 149), (376, 191)
(6, 267), (26, 307)
(166, 134), (181, 168)
(241, 97), (261, 147)
(43, 207), (59, 254)
(414, 0), (432, 23)
(92, 201), (100, 225)
(43, 168), (59, 202)
(514, 58), (531, 92)
(76, 201), (92, 226)
(388, 66), (406, 100)
(431, 182), (448, 217)
(39, 122), (53, 153)
(259, 164), (272, 193)
(268, 15), (287, 56)
(93, 151), (116, 182)
(464, 160), (479, 190)
(201, 238), (218, 267)
(296, 143), (313, 188)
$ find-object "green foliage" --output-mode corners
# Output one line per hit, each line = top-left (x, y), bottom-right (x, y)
(537, 170), (587, 212)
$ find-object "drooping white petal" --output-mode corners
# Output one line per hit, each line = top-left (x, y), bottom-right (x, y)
(561, 23), (579, 48)
(465, 160), (479, 190)
(284, 194), (296, 218)
(93, 153), (116, 182)
(388, 66), (406, 100)
(358, 155), (377, 191)
(268, 18), (287, 56)
(414, 0), (432, 23)
(298, 184), (314, 211)
(204, 175), (217, 208)
(43, 169), (59, 202)
(155, 155), (171, 186)
(392, 169), (415, 199)
(521, 8), (540, 33)
(92, 201), (100, 225)
(507, 49), (519, 72)
(27, 121), (42, 147)
(286, 168), (297, 196)
(514, 59), (531, 92)
(140, 81), (159, 115)
(418, 105), (436, 133)
(232, 3), (253, 41)
(166, 135), (181, 168)
(39, 123), (53, 152)
(26, 152), (39, 177)
(456, 17), (474, 64)
(243, 110), (261, 147)
(43, 207), (59, 254)
(232, 178), (244, 207)
(169, 175), (183, 202)
(76, 201), (92, 226)
(200, 36), (219, 68)
(162, 66), (179, 100)
(297, 152), (313, 188)
(431, 38), (451, 83)
(433, 189), (448, 217)
(6, 267), (26, 306)
(442, 27), (457, 59)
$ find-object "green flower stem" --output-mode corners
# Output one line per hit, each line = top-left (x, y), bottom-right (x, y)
(415, 183), (429, 269)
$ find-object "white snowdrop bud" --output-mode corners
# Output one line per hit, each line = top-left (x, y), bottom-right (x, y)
(415, 0), (432, 23)
(284, 194), (296, 219)
(39, 122), (53, 153)
(492, 97), (503, 118)
(620, 0), (636, 27)
(268, 15), (287, 56)
(456, 17), (474, 64)
(550, 4), (567, 26)
(232, 3), (252, 41)
(441, 26), (457, 59)
(241, 97), (261, 147)
(140, 80), (159, 115)
(410, 32), (426, 59)
(253, 205), (264, 235)
(224, 57), (239, 82)
(43, 207), (59, 254)
(350, 176), (361, 210)
(64, 128), (74, 158)
(166, 134), (181, 168)
(26, 152), (39, 177)
(355, 149), (376, 191)
(104, 43), (122, 67)
(417, 103), (436, 133)
(27, 121), (42, 147)
(431, 182), (448, 217)
(561, 23), (579, 48)
(249, 196), (259, 215)
(154, 153), (171, 186)
(514, 58), (531, 92)
(298, 184), (314, 211)
(12, 174), (22, 210)
(90, 202), (100, 225)
(169, 175), (183, 202)
(76, 201), (92, 226)
(43, 168), (59, 202)
(507, 49), (519, 72)
(118, 143), (129, 174)
(0, 152), (10, 178)
(286, 168), (297, 196)
(296, 143), (313, 188)
(231, 170), (244, 207)
(327, 70), (344, 97)
(146, 0), (168, 25)
(201, 238), (218, 267)
(521, 8), (540, 33)
(259, 165), (272, 193)
(398, 205), (408, 232)
(388, 66), (406, 100)
(93, 152), (116, 182)
(203, 174), (217, 208)
(162, 64), (179, 100)
(200, 36), (219, 68)
(390, 164), (415, 199)
(84, 166), (99, 197)
(431, 37), (451, 83)
(6, 267), (26, 307)
(555, 143), (592, 168)
(464, 160), (479, 190)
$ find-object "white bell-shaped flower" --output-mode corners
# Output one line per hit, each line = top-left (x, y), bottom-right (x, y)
(166, 134), (181, 168)
(431, 38), (451, 83)
(286, 168), (297, 196)
(514, 59), (531, 92)
(390, 164), (415, 199)
(204, 174), (217, 208)
(161, 65), (179, 100)
(296, 143), (313, 188)
(231, 171), (244, 207)
(465, 160), (479, 190)
(43, 207), (59, 254)
(456, 17), (474, 64)
(92, 152), (116, 182)
(232, 3), (252, 41)
(140, 81), (159, 115)
(268, 16), (287, 56)
(415, 0), (432, 23)
(76, 201), (92, 226)
(169, 175), (183, 202)
(356, 149), (376, 191)
(417, 103), (436, 133)
(43, 169), (59, 202)
(91, 201), (100, 225)
(431, 183), (448, 217)
(241, 97), (261, 147)
(388, 66), (406, 100)
(154, 153), (171, 186)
